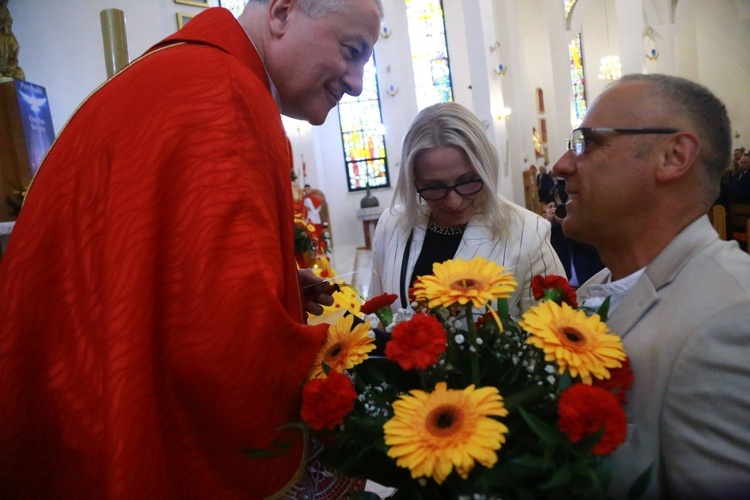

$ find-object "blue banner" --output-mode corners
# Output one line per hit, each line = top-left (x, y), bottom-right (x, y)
(14, 79), (55, 176)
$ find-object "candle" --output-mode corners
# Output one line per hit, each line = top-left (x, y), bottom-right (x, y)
(100, 9), (129, 78)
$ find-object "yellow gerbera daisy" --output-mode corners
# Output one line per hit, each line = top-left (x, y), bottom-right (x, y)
(312, 257), (336, 278)
(308, 314), (375, 380)
(308, 281), (363, 326)
(412, 256), (517, 309)
(519, 300), (626, 384)
(383, 382), (509, 485)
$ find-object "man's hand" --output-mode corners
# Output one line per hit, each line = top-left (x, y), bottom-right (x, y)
(298, 269), (335, 316)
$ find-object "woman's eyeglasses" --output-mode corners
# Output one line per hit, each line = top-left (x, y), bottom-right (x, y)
(415, 179), (484, 201)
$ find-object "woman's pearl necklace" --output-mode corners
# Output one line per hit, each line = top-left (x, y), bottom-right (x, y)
(428, 219), (467, 236)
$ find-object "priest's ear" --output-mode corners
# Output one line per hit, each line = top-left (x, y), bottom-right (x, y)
(268, 0), (294, 35)
(655, 131), (700, 184)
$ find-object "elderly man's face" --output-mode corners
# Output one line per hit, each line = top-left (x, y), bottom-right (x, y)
(739, 155), (750, 171)
(552, 81), (678, 246)
(267, 0), (381, 125)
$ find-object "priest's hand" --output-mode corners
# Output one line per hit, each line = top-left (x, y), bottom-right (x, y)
(298, 269), (335, 316)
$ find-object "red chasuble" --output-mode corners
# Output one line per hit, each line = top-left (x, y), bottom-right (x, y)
(0, 8), (328, 498)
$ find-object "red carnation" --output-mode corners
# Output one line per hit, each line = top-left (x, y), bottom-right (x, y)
(301, 371), (357, 430)
(360, 293), (398, 315)
(385, 313), (446, 370)
(531, 274), (578, 307)
(593, 358), (634, 404)
(557, 384), (627, 455)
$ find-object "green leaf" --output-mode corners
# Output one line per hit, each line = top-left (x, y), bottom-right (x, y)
(496, 297), (509, 319)
(510, 453), (550, 470)
(574, 427), (605, 453)
(539, 464), (573, 489)
(559, 370), (573, 391)
(518, 407), (563, 446)
(597, 296), (611, 322)
(504, 385), (551, 410)
(375, 307), (393, 328)
(627, 464), (654, 499)
(585, 462), (610, 494)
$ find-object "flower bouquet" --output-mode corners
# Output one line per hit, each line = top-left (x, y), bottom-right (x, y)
(295, 217), (331, 269)
(301, 256), (642, 499)
(294, 217), (319, 268)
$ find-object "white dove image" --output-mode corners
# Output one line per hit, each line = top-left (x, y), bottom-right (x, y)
(18, 89), (47, 113)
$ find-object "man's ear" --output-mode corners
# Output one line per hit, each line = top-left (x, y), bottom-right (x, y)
(655, 132), (701, 183)
(268, 0), (294, 36)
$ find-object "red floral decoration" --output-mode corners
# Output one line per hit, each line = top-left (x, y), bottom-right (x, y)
(360, 293), (398, 315)
(557, 383), (627, 455)
(386, 313), (447, 370)
(531, 275), (578, 307)
(593, 358), (634, 404)
(301, 371), (357, 430)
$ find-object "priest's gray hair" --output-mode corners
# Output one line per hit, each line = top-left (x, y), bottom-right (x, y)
(392, 102), (521, 239)
(246, 0), (384, 18)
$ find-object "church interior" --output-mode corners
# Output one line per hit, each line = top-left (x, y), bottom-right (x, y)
(2, 0), (750, 294)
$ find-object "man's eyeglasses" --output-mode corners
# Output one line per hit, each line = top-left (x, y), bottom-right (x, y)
(567, 127), (679, 156)
(415, 179), (484, 201)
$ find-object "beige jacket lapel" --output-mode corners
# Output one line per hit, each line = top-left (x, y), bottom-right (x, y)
(578, 216), (718, 339)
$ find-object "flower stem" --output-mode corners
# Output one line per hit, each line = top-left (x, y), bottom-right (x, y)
(465, 307), (480, 385)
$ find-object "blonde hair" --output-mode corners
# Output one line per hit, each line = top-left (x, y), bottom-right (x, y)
(392, 102), (519, 238)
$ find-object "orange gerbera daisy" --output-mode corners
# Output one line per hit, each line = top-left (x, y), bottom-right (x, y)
(383, 382), (508, 484)
(412, 256), (517, 309)
(308, 314), (375, 380)
(519, 300), (626, 384)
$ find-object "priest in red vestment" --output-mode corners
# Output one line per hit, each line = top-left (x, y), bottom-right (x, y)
(0, 1), (381, 498)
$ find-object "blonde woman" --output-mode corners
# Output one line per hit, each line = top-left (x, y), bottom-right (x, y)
(370, 102), (563, 317)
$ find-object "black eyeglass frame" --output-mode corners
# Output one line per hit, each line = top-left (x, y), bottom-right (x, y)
(567, 127), (680, 156)
(414, 179), (485, 201)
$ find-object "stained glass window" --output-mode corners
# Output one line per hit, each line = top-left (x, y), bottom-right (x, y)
(339, 55), (390, 192)
(568, 33), (587, 128)
(564, 0), (578, 19)
(405, 0), (453, 111)
(219, 0), (246, 17)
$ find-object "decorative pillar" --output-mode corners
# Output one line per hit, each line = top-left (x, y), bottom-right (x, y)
(100, 9), (129, 78)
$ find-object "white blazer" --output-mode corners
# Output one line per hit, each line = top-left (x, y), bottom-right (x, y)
(369, 202), (564, 318)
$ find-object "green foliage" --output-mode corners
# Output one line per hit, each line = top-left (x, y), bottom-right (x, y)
(316, 301), (621, 498)
(294, 223), (315, 254)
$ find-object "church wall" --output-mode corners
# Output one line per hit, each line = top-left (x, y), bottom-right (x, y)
(7, 0), (750, 258)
